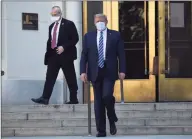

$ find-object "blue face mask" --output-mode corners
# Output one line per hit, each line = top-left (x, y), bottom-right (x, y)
(95, 22), (106, 31)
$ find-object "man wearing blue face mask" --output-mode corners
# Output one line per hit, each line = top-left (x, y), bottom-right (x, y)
(31, 6), (79, 105)
(80, 14), (126, 137)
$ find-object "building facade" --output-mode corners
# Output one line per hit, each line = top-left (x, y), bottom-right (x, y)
(1, 1), (192, 105)
(1, 1), (83, 104)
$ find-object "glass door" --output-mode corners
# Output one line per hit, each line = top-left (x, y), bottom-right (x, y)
(158, 1), (192, 101)
(83, 1), (157, 103)
(104, 1), (156, 102)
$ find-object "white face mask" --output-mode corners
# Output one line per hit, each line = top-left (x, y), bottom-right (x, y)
(95, 22), (106, 31)
(50, 16), (60, 22)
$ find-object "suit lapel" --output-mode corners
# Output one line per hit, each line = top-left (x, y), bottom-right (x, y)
(106, 29), (111, 54)
(58, 18), (65, 42)
(93, 31), (98, 55)
(50, 23), (54, 30)
(49, 23), (54, 35)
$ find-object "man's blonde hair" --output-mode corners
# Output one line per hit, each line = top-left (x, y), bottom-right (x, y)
(94, 13), (107, 21)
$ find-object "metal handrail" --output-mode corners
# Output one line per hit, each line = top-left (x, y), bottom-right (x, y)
(120, 79), (124, 104)
(87, 81), (92, 136)
(144, 1), (148, 76)
(63, 76), (68, 104)
(167, 1), (171, 74)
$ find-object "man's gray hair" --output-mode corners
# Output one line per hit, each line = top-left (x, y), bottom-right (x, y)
(94, 13), (107, 21)
(52, 6), (62, 15)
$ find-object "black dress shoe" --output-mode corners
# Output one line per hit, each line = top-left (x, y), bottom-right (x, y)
(65, 101), (79, 104)
(96, 132), (106, 137)
(110, 122), (117, 135)
(31, 97), (49, 105)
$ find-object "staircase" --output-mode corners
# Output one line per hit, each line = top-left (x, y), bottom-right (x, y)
(2, 103), (192, 137)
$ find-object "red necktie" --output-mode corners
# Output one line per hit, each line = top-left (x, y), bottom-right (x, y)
(51, 22), (59, 49)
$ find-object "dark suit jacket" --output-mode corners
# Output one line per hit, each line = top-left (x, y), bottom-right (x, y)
(44, 18), (79, 65)
(80, 29), (126, 82)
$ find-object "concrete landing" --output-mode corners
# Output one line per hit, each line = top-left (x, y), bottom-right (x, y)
(2, 135), (192, 139)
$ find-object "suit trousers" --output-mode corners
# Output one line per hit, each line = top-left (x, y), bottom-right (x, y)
(92, 66), (118, 133)
(42, 52), (78, 102)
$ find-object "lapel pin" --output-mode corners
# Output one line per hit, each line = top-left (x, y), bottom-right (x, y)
(62, 23), (64, 25)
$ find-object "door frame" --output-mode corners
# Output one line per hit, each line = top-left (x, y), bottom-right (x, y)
(104, 1), (156, 102)
(158, 1), (192, 101)
(83, 1), (157, 103)
(82, 0), (90, 103)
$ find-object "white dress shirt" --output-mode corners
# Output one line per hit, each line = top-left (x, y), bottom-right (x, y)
(97, 29), (107, 60)
(51, 19), (62, 45)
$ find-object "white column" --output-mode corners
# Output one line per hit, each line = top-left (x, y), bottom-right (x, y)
(0, 0), (2, 127)
(65, 1), (83, 103)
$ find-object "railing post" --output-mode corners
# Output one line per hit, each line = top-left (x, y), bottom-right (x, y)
(120, 79), (124, 104)
(87, 81), (92, 136)
(63, 76), (68, 104)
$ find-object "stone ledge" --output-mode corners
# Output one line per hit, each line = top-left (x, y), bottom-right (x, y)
(2, 113), (27, 120)
(2, 104), (74, 113)
(2, 119), (62, 128)
(3, 126), (192, 137)
(2, 111), (192, 120)
(2, 128), (15, 137)
(146, 119), (192, 126)
(3, 119), (192, 128)
(26, 111), (192, 119)
(2, 118), (145, 128)
(74, 103), (155, 111)
(156, 103), (192, 110)
(184, 127), (192, 134)
(3, 103), (192, 113)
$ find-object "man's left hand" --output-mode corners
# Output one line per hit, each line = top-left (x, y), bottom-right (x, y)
(119, 73), (125, 80)
(57, 46), (64, 54)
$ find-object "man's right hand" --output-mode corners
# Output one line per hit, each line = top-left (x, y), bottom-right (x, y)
(80, 73), (87, 83)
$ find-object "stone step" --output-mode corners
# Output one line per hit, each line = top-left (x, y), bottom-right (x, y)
(2, 103), (192, 137)
(2, 111), (192, 120)
(2, 119), (192, 128)
(2, 104), (154, 113)
(2, 126), (192, 137)
(2, 102), (192, 113)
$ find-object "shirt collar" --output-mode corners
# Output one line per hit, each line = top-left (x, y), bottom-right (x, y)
(55, 17), (62, 24)
(97, 28), (107, 33)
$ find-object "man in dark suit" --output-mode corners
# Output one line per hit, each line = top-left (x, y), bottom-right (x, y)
(80, 14), (126, 137)
(32, 6), (79, 105)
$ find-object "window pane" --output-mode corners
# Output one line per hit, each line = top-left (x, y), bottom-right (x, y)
(165, 2), (192, 78)
(119, 1), (149, 79)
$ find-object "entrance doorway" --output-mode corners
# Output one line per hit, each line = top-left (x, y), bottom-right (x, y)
(83, 1), (192, 103)
(109, 1), (156, 102)
(158, 1), (192, 101)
